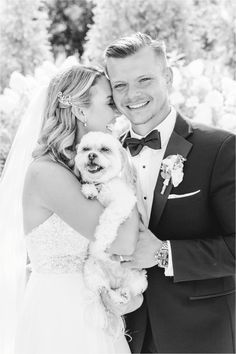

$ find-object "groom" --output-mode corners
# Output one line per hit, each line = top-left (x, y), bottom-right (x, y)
(104, 33), (235, 353)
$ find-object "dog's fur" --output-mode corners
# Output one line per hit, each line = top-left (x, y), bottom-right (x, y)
(74, 131), (147, 308)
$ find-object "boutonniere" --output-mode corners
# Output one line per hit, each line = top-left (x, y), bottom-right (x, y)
(160, 154), (186, 195)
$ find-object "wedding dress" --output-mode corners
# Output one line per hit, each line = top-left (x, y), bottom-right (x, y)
(0, 84), (131, 354)
(14, 213), (131, 354)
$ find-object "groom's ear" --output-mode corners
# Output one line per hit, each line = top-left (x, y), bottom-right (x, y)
(165, 67), (173, 89)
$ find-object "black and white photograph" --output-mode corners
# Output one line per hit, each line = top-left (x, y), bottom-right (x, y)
(0, 0), (235, 353)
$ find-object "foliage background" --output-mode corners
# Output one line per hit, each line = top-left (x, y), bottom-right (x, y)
(0, 0), (235, 175)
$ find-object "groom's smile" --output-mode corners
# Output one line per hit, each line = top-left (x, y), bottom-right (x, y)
(127, 100), (150, 110)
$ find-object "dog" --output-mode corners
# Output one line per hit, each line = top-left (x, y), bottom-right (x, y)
(74, 131), (147, 313)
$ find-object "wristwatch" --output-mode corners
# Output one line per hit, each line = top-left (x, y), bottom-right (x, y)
(154, 241), (169, 268)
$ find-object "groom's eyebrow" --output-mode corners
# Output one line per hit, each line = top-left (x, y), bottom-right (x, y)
(111, 74), (154, 84)
(138, 74), (154, 78)
(110, 80), (125, 85)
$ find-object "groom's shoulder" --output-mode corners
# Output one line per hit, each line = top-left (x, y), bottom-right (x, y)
(180, 114), (235, 146)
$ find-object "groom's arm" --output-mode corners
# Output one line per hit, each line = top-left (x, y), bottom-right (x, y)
(121, 134), (235, 281)
(170, 134), (235, 282)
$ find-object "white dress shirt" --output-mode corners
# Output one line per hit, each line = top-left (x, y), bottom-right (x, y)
(127, 107), (176, 276)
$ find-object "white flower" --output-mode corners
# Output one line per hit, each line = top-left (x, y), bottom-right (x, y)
(34, 67), (52, 86)
(205, 90), (224, 110)
(191, 76), (212, 96)
(222, 77), (236, 96)
(34, 60), (57, 85)
(225, 92), (236, 108)
(0, 92), (19, 114)
(3, 88), (19, 100)
(110, 115), (131, 138)
(218, 114), (236, 133)
(172, 67), (183, 89)
(194, 103), (213, 126)
(186, 96), (199, 108)
(170, 91), (185, 105)
(60, 55), (79, 70)
(160, 155), (186, 194)
(186, 59), (204, 78)
(40, 61), (58, 77)
(9, 71), (29, 94)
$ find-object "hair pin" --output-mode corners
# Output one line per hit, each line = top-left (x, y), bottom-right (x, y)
(57, 91), (72, 106)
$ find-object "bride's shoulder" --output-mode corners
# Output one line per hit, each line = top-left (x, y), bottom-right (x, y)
(28, 156), (75, 178)
(23, 156), (103, 239)
(25, 155), (78, 191)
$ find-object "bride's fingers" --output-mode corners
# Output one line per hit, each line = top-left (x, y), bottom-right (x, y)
(100, 288), (143, 316)
(100, 289), (125, 314)
(100, 289), (115, 310)
(120, 294), (144, 315)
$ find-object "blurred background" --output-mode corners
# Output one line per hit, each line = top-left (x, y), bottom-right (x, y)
(0, 0), (235, 175)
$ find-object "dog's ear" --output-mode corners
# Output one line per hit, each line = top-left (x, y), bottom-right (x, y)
(119, 145), (136, 187)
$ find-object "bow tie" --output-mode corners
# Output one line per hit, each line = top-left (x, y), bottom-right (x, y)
(124, 129), (161, 156)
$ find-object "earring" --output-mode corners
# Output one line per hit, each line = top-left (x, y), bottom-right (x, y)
(77, 107), (87, 127)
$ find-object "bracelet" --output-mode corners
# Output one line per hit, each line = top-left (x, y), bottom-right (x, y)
(154, 240), (169, 268)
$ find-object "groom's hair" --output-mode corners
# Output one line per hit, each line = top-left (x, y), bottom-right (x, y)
(104, 32), (167, 64)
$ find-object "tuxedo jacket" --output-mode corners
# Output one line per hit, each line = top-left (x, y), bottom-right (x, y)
(126, 113), (235, 353)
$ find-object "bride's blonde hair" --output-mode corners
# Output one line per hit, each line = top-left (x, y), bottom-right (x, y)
(33, 65), (104, 170)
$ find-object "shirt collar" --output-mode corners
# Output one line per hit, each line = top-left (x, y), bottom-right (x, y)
(130, 106), (176, 148)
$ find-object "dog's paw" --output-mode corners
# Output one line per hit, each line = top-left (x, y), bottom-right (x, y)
(96, 182), (115, 206)
(81, 183), (99, 199)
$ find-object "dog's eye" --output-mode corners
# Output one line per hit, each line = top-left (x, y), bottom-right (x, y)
(100, 147), (110, 152)
(82, 147), (90, 152)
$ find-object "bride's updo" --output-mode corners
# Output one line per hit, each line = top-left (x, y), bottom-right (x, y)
(33, 65), (104, 170)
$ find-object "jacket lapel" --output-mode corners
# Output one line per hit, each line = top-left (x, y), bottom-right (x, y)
(149, 114), (193, 233)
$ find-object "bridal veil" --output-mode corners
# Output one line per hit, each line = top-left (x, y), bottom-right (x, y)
(0, 87), (48, 354)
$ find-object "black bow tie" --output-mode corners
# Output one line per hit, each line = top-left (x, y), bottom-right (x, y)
(124, 129), (161, 156)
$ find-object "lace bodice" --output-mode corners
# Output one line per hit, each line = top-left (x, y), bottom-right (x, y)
(25, 214), (89, 274)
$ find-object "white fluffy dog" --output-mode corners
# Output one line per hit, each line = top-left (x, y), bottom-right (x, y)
(75, 131), (147, 308)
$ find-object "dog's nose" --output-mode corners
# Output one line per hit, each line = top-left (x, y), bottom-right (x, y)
(88, 152), (97, 161)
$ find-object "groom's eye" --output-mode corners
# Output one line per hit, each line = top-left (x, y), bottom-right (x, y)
(113, 83), (126, 90)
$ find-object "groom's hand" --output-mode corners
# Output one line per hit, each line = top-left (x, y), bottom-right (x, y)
(120, 223), (162, 269)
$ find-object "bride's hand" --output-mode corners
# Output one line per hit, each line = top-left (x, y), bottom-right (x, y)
(121, 293), (143, 314)
(100, 290), (143, 316)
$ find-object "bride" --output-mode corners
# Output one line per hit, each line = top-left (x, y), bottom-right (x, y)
(0, 65), (143, 354)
